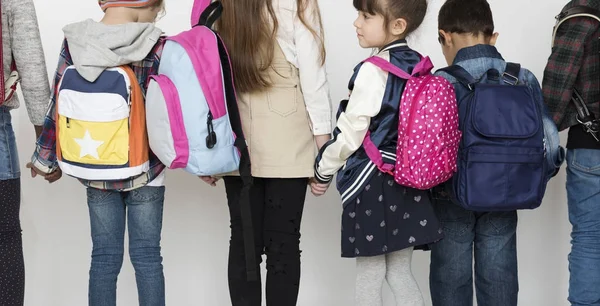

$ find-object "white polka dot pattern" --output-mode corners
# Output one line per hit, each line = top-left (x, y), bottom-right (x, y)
(394, 75), (461, 190)
(0, 179), (24, 305)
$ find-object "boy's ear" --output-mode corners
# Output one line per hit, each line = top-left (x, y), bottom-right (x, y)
(489, 32), (499, 46)
(391, 18), (408, 36)
(439, 30), (452, 46)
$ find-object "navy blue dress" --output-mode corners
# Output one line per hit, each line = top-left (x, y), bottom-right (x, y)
(341, 171), (443, 258)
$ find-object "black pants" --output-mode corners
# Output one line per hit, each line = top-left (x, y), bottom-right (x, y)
(224, 177), (307, 306)
(0, 179), (24, 306)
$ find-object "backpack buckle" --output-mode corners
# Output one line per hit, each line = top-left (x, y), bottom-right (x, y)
(577, 116), (600, 142)
(502, 72), (519, 85)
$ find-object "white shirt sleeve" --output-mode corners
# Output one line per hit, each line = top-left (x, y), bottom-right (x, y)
(315, 57), (388, 182)
(293, 2), (332, 135)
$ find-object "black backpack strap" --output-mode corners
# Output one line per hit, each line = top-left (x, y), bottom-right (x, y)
(557, 6), (600, 21)
(197, 1), (223, 28)
(552, 6), (600, 47)
(437, 65), (478, 90)
(502, 62), (521, 85)
(216, 32), (257, 281)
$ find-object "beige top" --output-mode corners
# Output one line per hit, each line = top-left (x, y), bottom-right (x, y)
(236, 44), (316, 178)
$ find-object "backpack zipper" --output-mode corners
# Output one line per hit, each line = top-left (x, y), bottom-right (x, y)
(206, 112), (217, 149)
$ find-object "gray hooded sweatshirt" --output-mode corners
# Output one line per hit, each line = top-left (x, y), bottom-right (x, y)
(62, 19), (162, 83)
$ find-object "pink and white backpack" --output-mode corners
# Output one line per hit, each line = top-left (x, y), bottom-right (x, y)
(145, 0), (258, 281)
(362, 56), (461, 190)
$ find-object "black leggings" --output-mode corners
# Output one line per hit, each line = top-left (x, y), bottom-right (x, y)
(224, 177), (307, 306)
(0, 178), (23, 306)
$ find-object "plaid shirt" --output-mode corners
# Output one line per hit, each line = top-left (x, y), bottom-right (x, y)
(30, 38), (166, 191)
(542, 0), (600, 131)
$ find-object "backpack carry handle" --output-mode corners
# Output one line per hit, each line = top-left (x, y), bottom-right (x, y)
(190, 0), (210, 28)
(196, 1), (223, 28)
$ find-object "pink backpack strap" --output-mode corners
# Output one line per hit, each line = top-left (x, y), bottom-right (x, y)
(360, 56), (435, 173)
(364, 56), (434, 78)
(362, 131), (394, 174)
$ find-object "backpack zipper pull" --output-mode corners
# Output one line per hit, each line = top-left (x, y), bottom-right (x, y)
(206, 112), (217, 149)
(66, 117), (70, 128)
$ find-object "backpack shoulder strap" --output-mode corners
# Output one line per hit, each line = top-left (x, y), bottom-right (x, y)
(363, 55), (433, 79)
(437, 65), (477, 90)
(363, 56), (411, 79)
(502, 62), (521, 85)
(552, 5), (600, 47)
(215, 30), (257, 283)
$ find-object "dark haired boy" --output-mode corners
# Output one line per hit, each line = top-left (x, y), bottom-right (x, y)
(428, 0), (563, 305)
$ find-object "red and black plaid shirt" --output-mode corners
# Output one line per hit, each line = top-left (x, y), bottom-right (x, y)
(542, 0), (600, 132)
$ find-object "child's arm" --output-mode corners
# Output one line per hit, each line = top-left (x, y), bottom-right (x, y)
(313, 61), (388, 184)
(28, 40), (72, 179)
(9, 0), (50, 130)
(542, 15), (597, 128)
(525, 69), (564, 177)
(294, 1), (332, 137)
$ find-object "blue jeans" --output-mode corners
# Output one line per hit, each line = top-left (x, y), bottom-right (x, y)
(87, 186), (166, 306)
(567, 149), (600, 306)
(429, 197), (518, 306)
(0, 107), (19, 179)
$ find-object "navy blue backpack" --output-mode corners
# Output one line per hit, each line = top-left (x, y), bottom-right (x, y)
(440, 63), (547, 211)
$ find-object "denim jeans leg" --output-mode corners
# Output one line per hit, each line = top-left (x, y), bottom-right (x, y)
(430, 199), (476, 306)
(87, 189), (126, 306)
(566, 149), (600, 306)
(125, 186), (166, 306)
(474, 211), (518, 306)
(0, 108), (20, 179)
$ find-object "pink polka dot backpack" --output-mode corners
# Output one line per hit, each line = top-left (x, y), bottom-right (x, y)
(362, 55), (461, 190)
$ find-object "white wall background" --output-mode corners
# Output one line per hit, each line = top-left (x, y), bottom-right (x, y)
(14, 0), (572, 305)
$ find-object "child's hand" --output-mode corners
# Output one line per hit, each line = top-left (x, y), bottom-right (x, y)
(199, 176), (219, 187)
(45, 168), (62, 183)
(26, 163), (62, 183)
(26, 162), (45, 178)
(310, 178), (330, 196)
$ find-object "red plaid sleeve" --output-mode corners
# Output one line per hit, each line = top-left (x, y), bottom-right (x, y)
(542, 10), (599, 130)
(30, 39), (72, 173)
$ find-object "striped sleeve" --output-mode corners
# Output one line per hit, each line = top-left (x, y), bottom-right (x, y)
(314, 55), (389, 183)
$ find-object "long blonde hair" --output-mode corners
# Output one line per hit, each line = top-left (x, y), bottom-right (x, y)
(217, 0), (326, 93)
